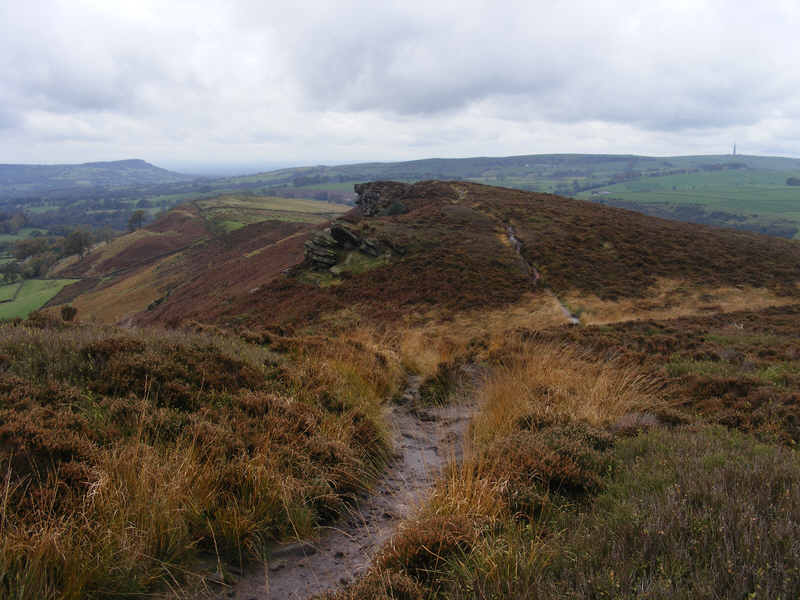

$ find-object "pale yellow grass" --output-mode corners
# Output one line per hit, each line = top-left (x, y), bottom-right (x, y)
(48, 242), (110, 277)
(400, 339), (659, 546)
(398, 293), (570, 377)
(0, 437), (220, 599)
(383, 338), (659, 580)
(197, 195), (350, 214)
(563, 278), (800, 325)
(47, 253), (81, 277)
(68, 255), (180, 323)
(471, 340), (659, 448)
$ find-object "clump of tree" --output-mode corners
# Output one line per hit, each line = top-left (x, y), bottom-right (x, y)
(3, 226), (115, 282)
(1, 260), (21, 283)
(13, 236), (63, 277)
(128, 210), (145, 231)
(786, 177), (800, 186)
(0, 211), (26, 234)
(64, 229), (92, 258)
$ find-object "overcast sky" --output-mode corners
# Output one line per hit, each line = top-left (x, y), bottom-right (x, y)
(1, 0), (799, 172)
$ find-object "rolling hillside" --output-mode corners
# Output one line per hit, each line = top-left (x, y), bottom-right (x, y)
(113, 181), (800, 331)
(2, 181), (800, 599)
(220, 153), (800, 238)
(43, 194), (348, 323)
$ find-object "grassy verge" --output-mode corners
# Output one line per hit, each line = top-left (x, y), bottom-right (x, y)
(0, 318), (403, 598)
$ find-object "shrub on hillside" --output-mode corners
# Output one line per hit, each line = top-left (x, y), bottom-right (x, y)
(484, 422), (613, 518)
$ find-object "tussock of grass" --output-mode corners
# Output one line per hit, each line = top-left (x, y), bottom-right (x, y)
(0, 318), (404, 598)
(473, 339), (659, 445)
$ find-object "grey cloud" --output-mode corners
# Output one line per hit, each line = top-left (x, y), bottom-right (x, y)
(1, 0), (800, 164)
(0, 2), (208, 118)
(0, 107), (20, 130)
(270, 1), (800, 133)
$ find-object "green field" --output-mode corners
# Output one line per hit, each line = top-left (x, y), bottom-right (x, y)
(0, 282), (21, 302)
(577, 170), (800, 213)
(575, 169), (800, 238)
(0, 279), (77, 320)
(0, 227), (48, 244)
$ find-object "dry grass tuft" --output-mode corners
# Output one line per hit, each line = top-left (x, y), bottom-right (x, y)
(0, 319), (407, 598)
(318, 570), (425, 600)
(473, 339), (660, 446)
(378, 514), (476, 585)
(396, 293), (570, 378)
(563, 278), (799, 325)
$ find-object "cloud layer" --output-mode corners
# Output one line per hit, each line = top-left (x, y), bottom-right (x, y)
(2, 0), (799, 169)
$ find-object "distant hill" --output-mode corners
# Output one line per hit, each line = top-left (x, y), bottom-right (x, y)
(3, 153), (800, 237)
(222, 153), (800, 189)
(0, 159), (195, 200)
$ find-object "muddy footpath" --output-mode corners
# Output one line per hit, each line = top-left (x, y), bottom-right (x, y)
(219, 373), (477, 600)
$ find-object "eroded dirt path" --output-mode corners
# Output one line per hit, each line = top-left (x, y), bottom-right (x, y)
(506, 224), (580, 325)
(223, 375), (476, 600)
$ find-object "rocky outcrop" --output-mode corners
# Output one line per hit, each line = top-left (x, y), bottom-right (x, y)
(303, 223), (387, 270)
(303, 230), (339, 269)
(329, 223), (362, 248)
(354, 182), (412, 217)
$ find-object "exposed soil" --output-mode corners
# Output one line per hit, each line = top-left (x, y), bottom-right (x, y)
(506, 224), (579, 325)
(222, 374), (477, 600)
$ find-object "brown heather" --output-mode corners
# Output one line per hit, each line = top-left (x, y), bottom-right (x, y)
(0, 316), (403, 598)
(4, 181), (800, 598)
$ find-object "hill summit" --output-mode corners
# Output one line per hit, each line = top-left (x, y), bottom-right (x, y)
(0, 159), (193, 200)
(46, 180), (799, 330)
